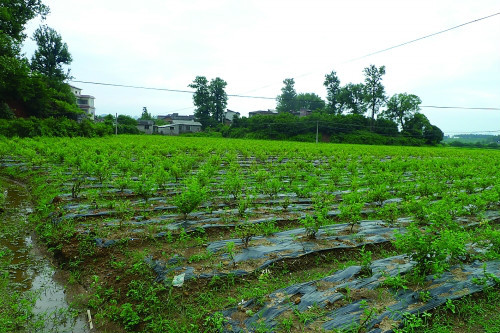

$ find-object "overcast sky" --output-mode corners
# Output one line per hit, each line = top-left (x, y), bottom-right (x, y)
(23, 0), (500, 134)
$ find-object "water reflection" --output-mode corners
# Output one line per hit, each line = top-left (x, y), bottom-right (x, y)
(1, 180), (89, 332)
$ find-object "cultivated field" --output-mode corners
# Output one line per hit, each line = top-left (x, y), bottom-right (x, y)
(1, 136), (499, 333)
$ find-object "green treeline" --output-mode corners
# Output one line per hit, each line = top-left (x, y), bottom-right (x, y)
(220, 112), (443, 145)
(1, 1), (445, 147)
(1, 1), (81, 120)
(190, 66), (444, 146)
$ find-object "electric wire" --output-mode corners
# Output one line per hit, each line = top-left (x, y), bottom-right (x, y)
(342, 12), (500, 63)
(70, 80), (499, 112)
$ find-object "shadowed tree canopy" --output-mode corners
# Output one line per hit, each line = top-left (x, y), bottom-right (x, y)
(382, 93), (422, 129)
(363, 65), (386, 129)
(0, 1), (81, 120)
(403, 113), (443, 144)
(189, 76), (212, 129)
(338, 83), (366, 115)
(117, 114), (137, 125)
(0, 0), (49, 43)
(189, 76), (227, 128)
(276, 78), (297, 113)
(296, 93), (325, 111)
(324, 70), (341, 114)
(209, 77), (227, 123)
(31, 25), (72, 80)
(140, 106), (152, 120)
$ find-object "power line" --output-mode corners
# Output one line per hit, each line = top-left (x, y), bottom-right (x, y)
(240, 12), (500, 94)
(70, 80), (196, 94)
(71, 12), (500, 111)
(71, 79), (499, 111)
(342, 12), (500, 63)
(70, 79), (278, 100)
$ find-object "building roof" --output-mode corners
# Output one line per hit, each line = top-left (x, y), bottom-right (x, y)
(137, 120), (154, 125)
(171, 120), (202, 126)
(248, 110), (278, 116)
(158, 113), (195, 120)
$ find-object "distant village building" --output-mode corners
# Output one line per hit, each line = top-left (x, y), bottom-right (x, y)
(69, 85), (95, 120)
(295, 108), (312, 117)
(157, 113), (195, 123)
(224, 110), (240, 121)
(137, 120), (156, 134)
(224, 110), (240, 124)
(137, 119), (202, 135)
(247, 108), (311, 118)
(248, 109), (278, 117)
(157, 120), (202, 135)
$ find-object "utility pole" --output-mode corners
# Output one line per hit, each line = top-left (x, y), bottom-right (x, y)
(115, 113), (118, 135)
(316, 121), (319, 143)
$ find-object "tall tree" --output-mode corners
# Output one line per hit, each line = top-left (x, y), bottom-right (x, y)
(276, 78), (297, 113)
(0, 0), (49, 46)
(209, 77), (227, 123)
(1, 0), (49, 112)
(30, 25), (72, 80)
(337, 83), (366, 115)
(382, 93), (421, 129)
(403, 113), (444, 144)
(140, 106), (152, 120)
(363, 65), (386, 130)
(324, 70), (341, 114)
(189, 76), (212, 129)
(296, 93), (325, 111)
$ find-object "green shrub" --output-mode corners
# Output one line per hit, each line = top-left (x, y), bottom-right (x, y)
(119, 303), (141, 330)
(174, 178), (207, 219)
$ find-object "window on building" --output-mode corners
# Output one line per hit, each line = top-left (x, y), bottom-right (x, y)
(186, 126), (190, 131)
(144, 125), (149, 129)
(77, 99), (88, 105)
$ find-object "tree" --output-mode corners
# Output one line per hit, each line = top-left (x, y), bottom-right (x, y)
(140, 107), (152, 120)
(30, 25), (72, 80)
(117, 114), (139, 134)
(403, 113), (443, 144)
(1, 0), (49, 112)
(424, 125), (444, 145)
(324, 70), (341, 114)
(296, 93), (325, 111)
(0, 0), (49, 43)
(118, 114), (137, 126)
(209, 77), (227, 123)
(363, 65), (386, 130)
(337, 83), (366, 115)
(189, 76), (212, 129)
(276, 78), (297, 113)
(0, 1), (81, 120)
(382, 93), (421, 129)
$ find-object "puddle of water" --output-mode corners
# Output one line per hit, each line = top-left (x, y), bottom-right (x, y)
(1, 180), (90, 333)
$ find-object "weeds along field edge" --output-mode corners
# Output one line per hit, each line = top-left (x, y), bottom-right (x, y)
(0, 135), (499, 332)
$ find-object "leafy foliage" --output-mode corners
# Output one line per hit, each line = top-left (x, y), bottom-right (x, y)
(31, 25), (72, 80)
(276, 78), (297, 113)
(363, 64), (386, 127)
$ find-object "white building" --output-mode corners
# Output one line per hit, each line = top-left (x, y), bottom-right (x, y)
(69, 85), (95, 120)
(224, 109), (240, 123)
(157, 120), (202, 135)
(137, 120), (156, 134)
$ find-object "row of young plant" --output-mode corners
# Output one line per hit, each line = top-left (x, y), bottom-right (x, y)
(0, 135), (499, 332)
